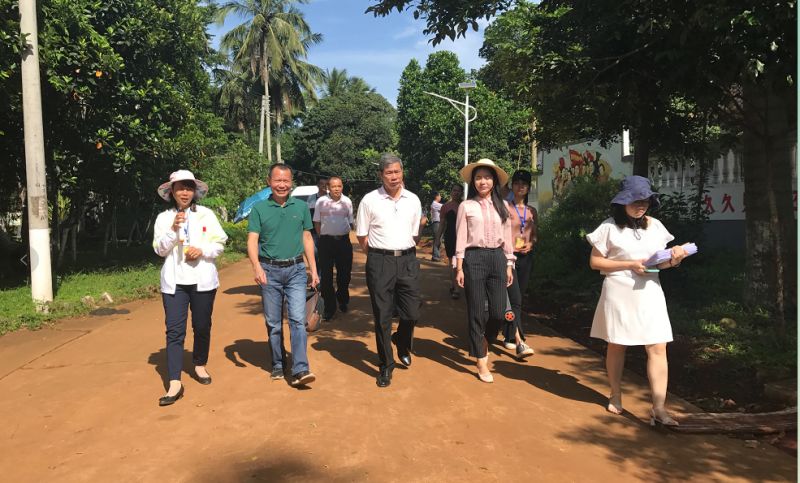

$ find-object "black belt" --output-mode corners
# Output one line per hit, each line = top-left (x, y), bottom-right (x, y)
(465, 246), (502, 252)
(320, 234), (349, 240)
(259, 255), (304, 267)
(368, 247), (415, 257)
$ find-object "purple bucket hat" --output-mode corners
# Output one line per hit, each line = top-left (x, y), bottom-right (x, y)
(611, 175), (660, 208)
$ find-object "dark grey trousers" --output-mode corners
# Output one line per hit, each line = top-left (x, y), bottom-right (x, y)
(463, 247), (507, 357)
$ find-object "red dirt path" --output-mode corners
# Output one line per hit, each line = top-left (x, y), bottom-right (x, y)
(0, 246), (794, 481)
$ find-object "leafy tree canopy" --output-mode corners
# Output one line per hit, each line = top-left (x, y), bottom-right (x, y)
(366, 0), (515, 45)
(396, 51), (531, 200)
(289, 91), (396, 196)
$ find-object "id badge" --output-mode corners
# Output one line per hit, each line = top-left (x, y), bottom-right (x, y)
(514, 236), (526, 250)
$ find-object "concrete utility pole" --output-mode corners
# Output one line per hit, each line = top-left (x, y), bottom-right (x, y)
(19, 0), (53, 308)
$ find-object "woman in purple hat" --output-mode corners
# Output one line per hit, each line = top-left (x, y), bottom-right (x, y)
(585, 175), (687, 426)
(153, 170), (228, 406)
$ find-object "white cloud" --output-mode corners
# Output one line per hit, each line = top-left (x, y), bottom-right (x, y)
(393, 26), (418, 40)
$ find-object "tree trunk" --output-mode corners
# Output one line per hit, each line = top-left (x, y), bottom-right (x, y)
(741, 81), (797, 330)
(275, 109), (283, 163)
(70, 223), (76, 263)
(632, 133), (650, 176)
(262, 41), (272, 163)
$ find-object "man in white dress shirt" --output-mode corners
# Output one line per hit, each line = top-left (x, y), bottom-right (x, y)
(313, 176), (354, 321)
(356, 153), (421, 388)
(430, 192), (443, 261)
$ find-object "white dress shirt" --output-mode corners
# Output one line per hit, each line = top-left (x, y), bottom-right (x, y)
(430, 200), (442, 223)
(356, 186), (421, 250)
(313, 195), (354, 236)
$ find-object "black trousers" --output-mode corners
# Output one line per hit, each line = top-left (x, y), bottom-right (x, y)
(504, 250), (534, 343)
(162, 285), (217, 381)
(365, 251), (420, 370)
(318, 235), (353, 316)
(464, 248), (507, 357)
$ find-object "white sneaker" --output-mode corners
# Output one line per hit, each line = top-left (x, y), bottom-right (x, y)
(503, 341), (516, 350)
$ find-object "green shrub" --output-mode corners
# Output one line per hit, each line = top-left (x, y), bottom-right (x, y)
(531, 176), (618, 293)
(222, 221), (249, 253)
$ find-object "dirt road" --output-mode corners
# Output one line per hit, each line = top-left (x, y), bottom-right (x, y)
(0, 245), (794, 481)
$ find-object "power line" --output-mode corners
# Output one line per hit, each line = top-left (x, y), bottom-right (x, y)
(291, 167), (379, 183)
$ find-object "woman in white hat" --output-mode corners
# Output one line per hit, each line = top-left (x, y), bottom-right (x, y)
(454, 159), (516, 383)
(153, 170), (228, 406)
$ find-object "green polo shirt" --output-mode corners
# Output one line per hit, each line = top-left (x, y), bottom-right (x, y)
(248, 195), (312, 260)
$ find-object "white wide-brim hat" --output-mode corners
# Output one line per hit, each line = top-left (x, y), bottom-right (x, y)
(157, 169), (209, 201)
(459, 158), (509, 187)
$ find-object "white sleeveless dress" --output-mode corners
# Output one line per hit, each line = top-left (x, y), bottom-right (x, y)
(586, 217), (674, 345)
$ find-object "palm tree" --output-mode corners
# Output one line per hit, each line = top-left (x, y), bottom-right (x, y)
(321, 68), (376, 97)
(215, 0), (316, 162)
(269, 32), (324, 162)
(213, 60), (260, 142)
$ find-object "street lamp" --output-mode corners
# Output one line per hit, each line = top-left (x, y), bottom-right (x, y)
(424, 81), (477, 200)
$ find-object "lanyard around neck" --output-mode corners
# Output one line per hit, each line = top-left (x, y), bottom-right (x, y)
(181, 209), (190, 243)
(513, 203), (527, 233)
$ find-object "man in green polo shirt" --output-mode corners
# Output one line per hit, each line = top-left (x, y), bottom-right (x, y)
(247, 164), (319, 387)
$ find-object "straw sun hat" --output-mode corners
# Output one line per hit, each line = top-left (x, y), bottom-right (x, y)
(459, 158), (509, 187)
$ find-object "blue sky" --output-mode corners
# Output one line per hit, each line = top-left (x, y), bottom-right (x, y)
(207, 0), (488, 105)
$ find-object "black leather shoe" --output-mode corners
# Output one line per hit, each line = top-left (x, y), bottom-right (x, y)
(195, 370), (212, 385)
(323, 312), (335, 321)
(391, 333), (412, 367)
(376, 367), (393, 388)
(339, 303), (348, 313)
(158, 384), (184, 406)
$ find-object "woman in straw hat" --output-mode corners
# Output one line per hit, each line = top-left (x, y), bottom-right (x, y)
(586, 175), (688, 426)
(454, 159), (516, 383)
(153, 170), (228, 406)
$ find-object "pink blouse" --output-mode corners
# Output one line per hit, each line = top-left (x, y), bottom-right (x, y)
(454, 197), (515, 264)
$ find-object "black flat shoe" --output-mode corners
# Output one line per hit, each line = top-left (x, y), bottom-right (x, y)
(196, 375), (212, 385)
(376, 367), (393, 388)
(158, 385), (184, 406)
(339, 303), (348, 313)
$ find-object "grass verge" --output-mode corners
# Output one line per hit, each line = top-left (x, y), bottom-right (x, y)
(0, 250), (245, 336)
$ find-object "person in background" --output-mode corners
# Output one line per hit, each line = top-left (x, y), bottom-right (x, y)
(153, 170), (228, 406)
(437, 184), (464, 299)
(586, 175), (687, 426)
(356, 154), (422, 388)
(430, 192), (443, 261)
(307, 177), (329, 221)
(454, 159), (515, 384)
(307, 177), (329, 264)
(314, 176), (354, 321)
(503, 170), (536, 358)
(247, 164), (320, 387)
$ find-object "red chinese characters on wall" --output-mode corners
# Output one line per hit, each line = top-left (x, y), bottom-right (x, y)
(721, 193), (735, 213)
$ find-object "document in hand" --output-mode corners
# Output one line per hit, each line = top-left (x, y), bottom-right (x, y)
(645, 243), (698, 267)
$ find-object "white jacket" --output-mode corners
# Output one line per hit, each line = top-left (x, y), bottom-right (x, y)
(153, 205), (228, 294)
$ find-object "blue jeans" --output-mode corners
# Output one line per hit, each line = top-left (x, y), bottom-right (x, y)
(260, 261), (310, 376)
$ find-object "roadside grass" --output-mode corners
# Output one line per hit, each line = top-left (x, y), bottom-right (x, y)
(0, 249), (245, 335)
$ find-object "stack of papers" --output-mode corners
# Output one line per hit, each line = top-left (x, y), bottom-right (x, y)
(645, 243), (698, 267)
